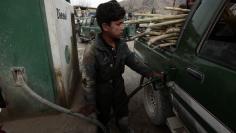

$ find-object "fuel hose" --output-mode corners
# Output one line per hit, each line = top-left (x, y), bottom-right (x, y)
(109, 76), (163, 121)
(15, 72), (106, 133)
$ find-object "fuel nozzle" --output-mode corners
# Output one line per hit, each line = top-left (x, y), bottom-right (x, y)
(151, 72), (166, 91)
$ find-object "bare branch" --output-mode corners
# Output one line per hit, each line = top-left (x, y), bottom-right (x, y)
(164, 7), (191, 13)
(149, 19), (185, 28)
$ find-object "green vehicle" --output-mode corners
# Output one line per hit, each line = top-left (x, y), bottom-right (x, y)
(123, 23), (136, 40)
(78, 16), (100, 42)
(134, 0), (236, 132)
(78, 16), (136, 42)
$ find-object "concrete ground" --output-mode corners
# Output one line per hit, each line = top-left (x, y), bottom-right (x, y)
(1, 41), (170, 133)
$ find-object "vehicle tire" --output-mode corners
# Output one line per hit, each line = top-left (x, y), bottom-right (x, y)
(80, 37), (85, 43)
(143, 78), (172, 125)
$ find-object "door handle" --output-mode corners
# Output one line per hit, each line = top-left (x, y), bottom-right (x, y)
(186, 68), (205, 83)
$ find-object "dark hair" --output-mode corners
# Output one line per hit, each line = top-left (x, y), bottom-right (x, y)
(96, 0), (126, 30)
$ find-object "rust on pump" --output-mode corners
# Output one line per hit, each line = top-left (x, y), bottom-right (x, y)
(55, 69), (67, 107)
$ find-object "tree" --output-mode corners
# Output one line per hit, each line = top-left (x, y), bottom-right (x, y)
(127, 0), (135, 12)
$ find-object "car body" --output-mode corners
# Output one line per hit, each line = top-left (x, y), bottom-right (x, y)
(134, 0), (236, 132)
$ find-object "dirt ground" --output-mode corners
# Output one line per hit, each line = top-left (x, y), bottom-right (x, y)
(1, 41), (170, 133)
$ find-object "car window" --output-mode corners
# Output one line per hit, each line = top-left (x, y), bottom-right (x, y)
(90, 17), (97, 26)
(82, 19), (86, 25)
(199, 2), (236, 70)
(94, 19), (98, 26)
(86, 18), (91, 26)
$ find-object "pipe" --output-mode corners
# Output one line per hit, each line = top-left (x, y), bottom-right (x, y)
(16, 72), (106, 133)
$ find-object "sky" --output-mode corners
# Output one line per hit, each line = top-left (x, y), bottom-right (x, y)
(71, 0), (123, 8)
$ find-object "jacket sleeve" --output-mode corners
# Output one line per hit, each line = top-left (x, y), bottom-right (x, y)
(124, 44), (153, 77)
(81, 45), (97, 105)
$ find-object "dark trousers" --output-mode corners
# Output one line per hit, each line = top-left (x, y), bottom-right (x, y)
(0, 88), (6, 108)
(96, 77), (128, 126)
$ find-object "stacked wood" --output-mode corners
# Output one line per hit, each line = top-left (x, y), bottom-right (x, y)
(133, 13), (166, 17)
(148, 33), (178, 45)
(124, 14), (187, 24)
(124, 6), (190, 49)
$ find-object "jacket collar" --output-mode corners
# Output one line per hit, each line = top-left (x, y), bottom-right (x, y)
(94, 33), (124, 52)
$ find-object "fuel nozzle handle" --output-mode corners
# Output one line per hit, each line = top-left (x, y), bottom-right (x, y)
(151, 72), (166, 91)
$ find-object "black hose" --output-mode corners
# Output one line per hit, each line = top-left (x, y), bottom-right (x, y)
(110, 77), (161, 121)
(127, 77), (159, 100)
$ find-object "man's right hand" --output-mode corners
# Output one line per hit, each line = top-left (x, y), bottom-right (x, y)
(73, 104), (96, 116)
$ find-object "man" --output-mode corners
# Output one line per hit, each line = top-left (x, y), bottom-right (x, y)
(79, 0), (162, 132)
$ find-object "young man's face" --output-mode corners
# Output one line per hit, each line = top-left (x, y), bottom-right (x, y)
(102, 19), (124, 39)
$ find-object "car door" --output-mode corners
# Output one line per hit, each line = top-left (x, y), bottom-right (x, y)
(172, 0), (235, 132)
(80, 18), (86, 36)
(89, 17), (100, 39)
(84, 17), (91, 37)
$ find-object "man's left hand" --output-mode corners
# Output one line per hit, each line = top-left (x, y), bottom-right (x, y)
(151, 72), (165, 81)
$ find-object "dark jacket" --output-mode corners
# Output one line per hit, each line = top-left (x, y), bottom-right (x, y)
(81, 34), (153, 105)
